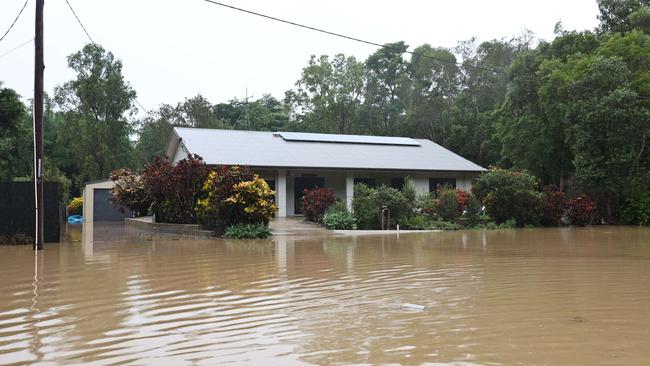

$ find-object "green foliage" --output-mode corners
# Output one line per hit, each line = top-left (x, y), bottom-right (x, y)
(597, 0), (650, 33)
(224, 223), (272, 239)
(322, 209), (356, 230)
(286, 54), (366, 134)
(351, 183), (413, 229)
(352, 183), (379, 229)
(196, 166), (277, 230)
(620, 174), (650, 225)
(465, 194), (482, 224)
(437, 188), (461, 221)
(54, 44), (139, 190)
(402, 215), (459, 230)
(473, 168), (544, 226)
(473, 218), (517, 230)
(416, 192), (439, 217)
(0, 86), (31, 180)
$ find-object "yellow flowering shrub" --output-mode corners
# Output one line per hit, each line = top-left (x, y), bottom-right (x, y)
(196, 166), (277, 230)
(67, 196), (83, 216)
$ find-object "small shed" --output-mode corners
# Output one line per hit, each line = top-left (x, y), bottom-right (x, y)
(83, 180), (133, 223)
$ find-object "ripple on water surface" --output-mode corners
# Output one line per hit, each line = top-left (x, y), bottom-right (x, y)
(1, 226), (650, 365)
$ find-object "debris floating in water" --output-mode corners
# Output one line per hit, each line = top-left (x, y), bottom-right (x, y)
(401, 303), (425, 311)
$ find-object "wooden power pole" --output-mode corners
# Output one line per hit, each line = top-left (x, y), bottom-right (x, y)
(33, 0), (44, 250)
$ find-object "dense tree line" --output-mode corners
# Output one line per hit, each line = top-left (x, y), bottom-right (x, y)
(0, 0), (648, 222)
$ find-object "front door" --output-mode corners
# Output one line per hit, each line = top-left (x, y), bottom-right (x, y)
(294, 177), (325, 215)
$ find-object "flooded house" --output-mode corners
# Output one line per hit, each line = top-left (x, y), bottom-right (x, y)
(165, 127), (486, 217)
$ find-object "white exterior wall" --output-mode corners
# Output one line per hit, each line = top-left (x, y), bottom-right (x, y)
(172, 144), (189, 164)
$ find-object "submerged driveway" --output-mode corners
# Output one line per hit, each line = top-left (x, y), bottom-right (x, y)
(269, 217), (336, 238)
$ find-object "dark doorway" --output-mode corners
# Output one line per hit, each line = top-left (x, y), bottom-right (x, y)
(294, 177), (325, 214)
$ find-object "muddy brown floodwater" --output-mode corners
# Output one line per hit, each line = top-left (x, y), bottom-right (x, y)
(1, 225), (650, 365)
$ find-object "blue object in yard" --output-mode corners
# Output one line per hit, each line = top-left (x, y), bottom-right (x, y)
(67, 215), (83, 224)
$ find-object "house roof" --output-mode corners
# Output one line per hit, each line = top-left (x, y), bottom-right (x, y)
(167, 127), (486, 172)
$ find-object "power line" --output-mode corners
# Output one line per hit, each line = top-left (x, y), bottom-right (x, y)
(0, 0), (29, 44)
(63, 0), (150, 114)
(135, 99), (150, 114)
(0, 37), (33, 59)
(200, 0), (506, 75)
(63, 0), (95, 46)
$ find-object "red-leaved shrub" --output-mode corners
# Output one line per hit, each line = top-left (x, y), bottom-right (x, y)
(302, 187), (336, 222)
(455, 189), (470, 213)
(141, 154), (209, 224)
(567, 194), (596, 226)
(541, 185), (567, 227)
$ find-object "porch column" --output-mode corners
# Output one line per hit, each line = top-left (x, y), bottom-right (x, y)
(276, 169), (287, 217)
(345, 172), (354, 212)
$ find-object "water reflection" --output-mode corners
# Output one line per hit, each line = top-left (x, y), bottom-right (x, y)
(1, 225), (650, 365)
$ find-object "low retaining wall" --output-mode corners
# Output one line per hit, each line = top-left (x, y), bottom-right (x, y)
(125, 217), (216, 239)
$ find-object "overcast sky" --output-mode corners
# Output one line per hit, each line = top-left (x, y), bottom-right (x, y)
(0, 0), (599, 114)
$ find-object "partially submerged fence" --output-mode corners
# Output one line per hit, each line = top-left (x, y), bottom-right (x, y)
(0, 182), (61, 243)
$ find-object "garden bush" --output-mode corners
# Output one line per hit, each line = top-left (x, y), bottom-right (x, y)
(455, 189), (470, 213)
(224, 223), (272, 239)
(352, 183), (413, 229)
(416, 192), (439, 217)
(402, 215), (460, 230)
(141, 154), (209, 224)
(567, 194), (596, 226)
(377, 184), (413, 227)
(541, 185), (567, 227)
(322, 210), (356, 230)
(302, 187), (336, 222)
(352, 183), (379, 229)
(196, 165), (277, 230)
(67, 196), (83, 216)
(473, 167), (543, 226)
(110, 168), (150, 217)
(438, 188), (461, 221)
(620, 175), (650, 225)
(464, 194), (482, 224)
(403, 215), (432, 230)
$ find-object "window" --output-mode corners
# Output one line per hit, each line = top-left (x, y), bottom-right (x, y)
(354, 178), (376, 187)
(391, 177), (406, 190)
(429, 178), (456, 192)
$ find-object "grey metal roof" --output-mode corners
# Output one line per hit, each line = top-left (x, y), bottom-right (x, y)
(276, 131), (421, 146)
(170, 127), (486, 172)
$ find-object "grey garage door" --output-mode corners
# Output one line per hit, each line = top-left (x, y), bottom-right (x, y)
(93, 189), (133, 222)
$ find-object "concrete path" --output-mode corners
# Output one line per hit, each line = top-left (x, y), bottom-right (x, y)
(269, 217), (336, 238)
(270, 217), (442, 238)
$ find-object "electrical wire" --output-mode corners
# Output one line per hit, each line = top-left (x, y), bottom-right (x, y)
(0, 37), (33, 59)
(0, 0), (29, 44)
(63, 0), (150, 113)
(200, 0), (506, 75)
(63, 0), (95, 46)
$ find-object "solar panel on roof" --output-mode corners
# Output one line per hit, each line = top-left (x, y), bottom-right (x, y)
(276, 132), (421, 146)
